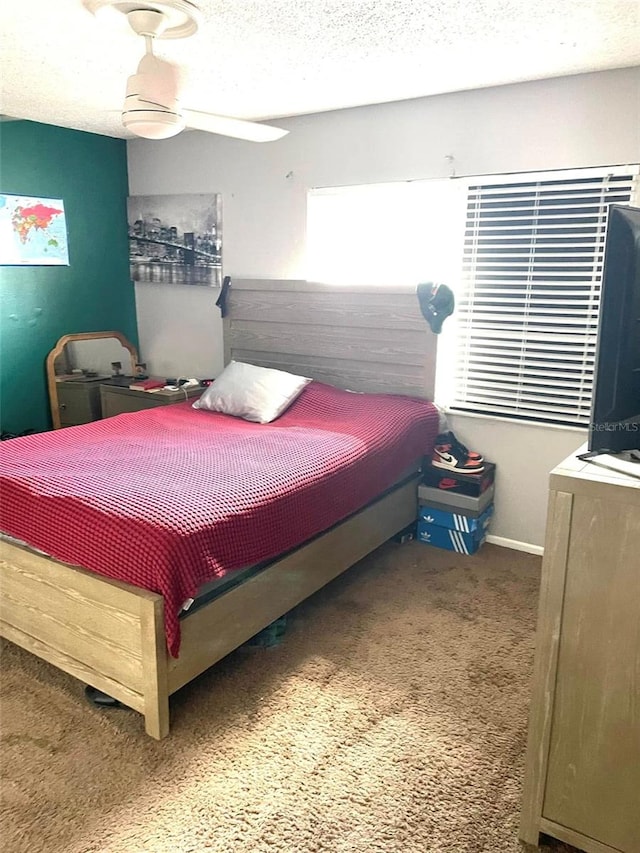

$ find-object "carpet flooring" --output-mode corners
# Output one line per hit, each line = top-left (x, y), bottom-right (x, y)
(0, 541), (580, 853)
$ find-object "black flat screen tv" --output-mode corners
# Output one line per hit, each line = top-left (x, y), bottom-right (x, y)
(588, 203), (640, 454)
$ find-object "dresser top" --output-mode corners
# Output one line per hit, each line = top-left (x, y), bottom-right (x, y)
(551, 444), (640, 499)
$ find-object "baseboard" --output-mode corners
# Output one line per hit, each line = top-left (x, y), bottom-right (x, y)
(485, 534), (544, 557)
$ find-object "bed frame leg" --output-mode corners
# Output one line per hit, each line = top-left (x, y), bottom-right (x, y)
(140, 597), (170, 739)
(144, 694), (170, 740)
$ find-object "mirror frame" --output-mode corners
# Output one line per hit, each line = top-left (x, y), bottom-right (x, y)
(46, 331), (139, 430)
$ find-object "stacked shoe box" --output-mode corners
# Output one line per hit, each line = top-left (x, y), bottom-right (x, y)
(417, 435), (495, 554)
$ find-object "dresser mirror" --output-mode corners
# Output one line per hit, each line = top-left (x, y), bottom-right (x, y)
(46, 331), (139, 429)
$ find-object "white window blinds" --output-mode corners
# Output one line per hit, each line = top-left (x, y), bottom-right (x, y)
(451, 166), (639, 425)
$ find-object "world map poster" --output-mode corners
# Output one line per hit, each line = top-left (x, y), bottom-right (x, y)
(0, 194), (69, 266)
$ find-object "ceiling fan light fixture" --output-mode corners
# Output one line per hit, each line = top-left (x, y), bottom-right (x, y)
(122, 110), (186, 139)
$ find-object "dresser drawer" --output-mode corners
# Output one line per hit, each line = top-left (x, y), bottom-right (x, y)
(99, 384), (202, 418)
(100, 391), (169, 418)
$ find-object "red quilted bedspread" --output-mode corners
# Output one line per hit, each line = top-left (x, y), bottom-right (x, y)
(0, 382), (438, 655)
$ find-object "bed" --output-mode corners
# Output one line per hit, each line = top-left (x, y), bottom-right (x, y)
(0, 279), (438, 738)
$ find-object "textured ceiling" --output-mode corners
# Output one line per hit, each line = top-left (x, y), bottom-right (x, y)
(1, 0), (639, 139)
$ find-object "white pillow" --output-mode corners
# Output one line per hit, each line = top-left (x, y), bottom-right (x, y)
(193, 361), (311, 423)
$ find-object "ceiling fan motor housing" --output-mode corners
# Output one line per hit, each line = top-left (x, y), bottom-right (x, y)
(123, 76), (185, 139)
(122, 49), (186, 139)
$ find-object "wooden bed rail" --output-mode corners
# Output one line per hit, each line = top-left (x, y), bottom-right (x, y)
(0, 543), (168, 737)
(0, 472), (419, 738)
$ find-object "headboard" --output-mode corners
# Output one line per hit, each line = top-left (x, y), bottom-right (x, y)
(224, 279), (437, 399)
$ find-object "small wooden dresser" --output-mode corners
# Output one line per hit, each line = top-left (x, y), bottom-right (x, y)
(520, 447), (640, 853)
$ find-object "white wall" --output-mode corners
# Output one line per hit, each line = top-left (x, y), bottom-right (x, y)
(128, 68), (640, 549)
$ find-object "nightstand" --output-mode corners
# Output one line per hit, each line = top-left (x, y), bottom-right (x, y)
(56, 377), (110, 427)
(100, 383), (203, 418)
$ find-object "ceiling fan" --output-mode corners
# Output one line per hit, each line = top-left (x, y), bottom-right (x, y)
(83, 0), (289, 142)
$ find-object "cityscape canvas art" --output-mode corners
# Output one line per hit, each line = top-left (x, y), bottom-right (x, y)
(127, 193), (222, 286)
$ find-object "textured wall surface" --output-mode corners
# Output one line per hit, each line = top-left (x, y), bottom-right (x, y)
(0, 120), (137, 434)
(127, 69), (640, 547)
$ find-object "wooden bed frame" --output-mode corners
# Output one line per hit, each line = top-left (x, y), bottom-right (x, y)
(0, 280), (437, 738)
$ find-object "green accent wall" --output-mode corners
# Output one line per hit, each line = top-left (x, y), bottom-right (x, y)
(0, 120), (137, 434)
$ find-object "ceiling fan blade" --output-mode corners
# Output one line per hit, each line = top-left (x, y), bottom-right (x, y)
(183, 109), (288, 142)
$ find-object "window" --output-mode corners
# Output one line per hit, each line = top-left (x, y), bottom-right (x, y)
(452, 166), (639, 425)
(307, 180), (466, 287)
(306, 164), (639, 425)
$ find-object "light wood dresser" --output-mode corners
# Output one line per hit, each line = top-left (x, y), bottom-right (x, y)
(520, 447), (640, 853)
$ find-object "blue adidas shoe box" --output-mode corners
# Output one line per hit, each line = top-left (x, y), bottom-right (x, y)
(417, 503), (493, 554)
